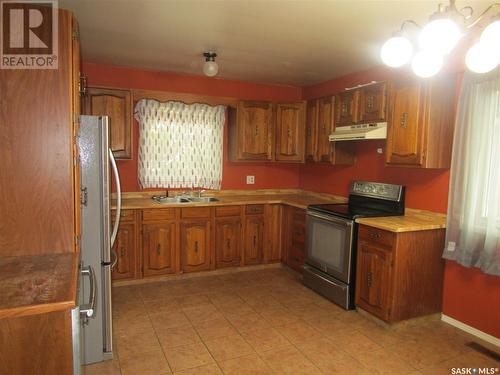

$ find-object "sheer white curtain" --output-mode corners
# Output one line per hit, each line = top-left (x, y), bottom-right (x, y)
(134, 100), (225, 189)
(443, 69), (500, 276)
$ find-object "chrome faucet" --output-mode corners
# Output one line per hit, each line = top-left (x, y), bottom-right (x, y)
(197, 189), (206, 198)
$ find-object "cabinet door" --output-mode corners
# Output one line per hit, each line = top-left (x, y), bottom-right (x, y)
(237, 101), (274, 161)
(317, 96), (335, 163)
(142, 223), (176, 276)
(83, 87), (132, 159)
(244, 215), (264, 265)
(215, 218), (241, 268)
(335, 90), (359, 126)
(305, 100), (319, 162)
(355, 241), (393, 320)
(112, 223), (136, 280)
(275, 102), (306, 162)
(385, 81), (425, 166)
(181, 220), (211, 272)
(358, 82), (387, 123)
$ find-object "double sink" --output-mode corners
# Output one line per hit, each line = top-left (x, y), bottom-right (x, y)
(152, 195), (220, 204)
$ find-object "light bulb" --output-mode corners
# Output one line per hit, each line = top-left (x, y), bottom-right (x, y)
(419, 18), (461, 54)
(411, 50), (443, 78)
(480, 20), (500, 51)
(203, 61), (218, 77)
(380, 36), (413, 68)
(466, 43), (499, 74)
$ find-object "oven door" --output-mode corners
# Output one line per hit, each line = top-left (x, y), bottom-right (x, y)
(305, 210), (354, 284)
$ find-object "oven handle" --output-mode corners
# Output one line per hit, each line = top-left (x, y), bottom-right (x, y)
(304, 266), (347, 290)
(307, 211), (354, 226)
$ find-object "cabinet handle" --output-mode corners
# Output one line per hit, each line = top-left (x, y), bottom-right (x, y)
(341, 102), (348, 116)
(367, 271), (373, 287)
(287, 127), (291, 137)
(120, 247), (125, 257)
(367, 96), (374, 110)
(156, 243), (161, 255)
(307, 126), (312, 136)
(255, 125), (259, 136)
(369, 233), (381, 239)
(194, 241), (198, 253)
(253, 235), (256, 247)
(227, 239), (231, 249)
(400, 112), (408, 128)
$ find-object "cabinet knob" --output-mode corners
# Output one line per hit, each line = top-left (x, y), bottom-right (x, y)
(194, 241), (199, 253)
(400, 112), (408, 128)
(255, 125), (259, 136)
(120, 247), (125, 257)
(367, 271), (373, 287)
(287, 127), (291, 137)
(227, 239), (231, 250)
(156, 243), (161, 255)
(253, 235), (256, 247)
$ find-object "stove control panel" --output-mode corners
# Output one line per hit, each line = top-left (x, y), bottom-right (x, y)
(351, 181), (403, 201)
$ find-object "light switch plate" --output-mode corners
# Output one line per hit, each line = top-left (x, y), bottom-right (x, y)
(246, 175), (255, 184)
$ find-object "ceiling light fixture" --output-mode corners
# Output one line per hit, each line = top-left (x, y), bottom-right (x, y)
(381, 1), (500, 77)
(203, 52), (218, 77)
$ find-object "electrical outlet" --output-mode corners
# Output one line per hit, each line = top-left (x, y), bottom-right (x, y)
(246, 175), (255, 184)
(377, 148), (383, 154)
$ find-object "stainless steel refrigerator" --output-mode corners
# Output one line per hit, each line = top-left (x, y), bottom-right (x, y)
(78, 115), (122, 365)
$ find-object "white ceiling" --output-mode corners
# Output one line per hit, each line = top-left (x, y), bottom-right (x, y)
(59, 0), (491, 86)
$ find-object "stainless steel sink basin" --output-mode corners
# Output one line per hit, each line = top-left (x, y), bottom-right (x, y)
(152, 196), (190, 204)
(187, 197), (220, 203)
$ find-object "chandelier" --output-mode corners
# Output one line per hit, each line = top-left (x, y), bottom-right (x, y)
(380, 1), (500, 77)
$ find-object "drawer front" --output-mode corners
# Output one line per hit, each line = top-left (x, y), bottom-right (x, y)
(245, 205), (264, 215)
(112, 209), (135, 222)
(181, 207), (211, 219)
(142, 208), (176, 222)
(215, 206), (242, 217)
(358, 225), (394, 248)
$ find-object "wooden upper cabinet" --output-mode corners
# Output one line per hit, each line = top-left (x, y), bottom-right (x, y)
(358, 82), (387, 123)
(385, 76), (456, 168)
(244, 215), (264, 265)
(83, 87), (133, 159)
(317, 96), (335, 163)
(215, 218), (241, 268)
(275, 102), (306, 162)
(112, 223), (136, 280)
(142, 222), (176, 276)
(180, 220), (211, 273)
(229, 101), (274, 161)
(305, 99), (319, 162)
(335, 90), (359, 126)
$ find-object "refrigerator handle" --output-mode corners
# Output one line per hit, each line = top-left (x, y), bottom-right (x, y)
(109, 149), (121, 249)
(80, 266), (97, 318)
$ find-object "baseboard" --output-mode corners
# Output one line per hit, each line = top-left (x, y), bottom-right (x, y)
(441, 314), (500, 348)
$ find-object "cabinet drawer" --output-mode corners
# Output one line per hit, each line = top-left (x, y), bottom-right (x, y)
(215, 206), (241, 217)
(181, 207), (211, 219)
(245, 205), (264, 215)
(112, 209), (135, 222)
(142, 208), (176, 221)
(359, 225), (394, 248)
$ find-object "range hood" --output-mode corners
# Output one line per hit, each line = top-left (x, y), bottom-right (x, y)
(329, 122), (387, 142)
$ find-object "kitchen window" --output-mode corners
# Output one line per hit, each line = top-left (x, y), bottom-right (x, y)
(134, 99), (225, 189)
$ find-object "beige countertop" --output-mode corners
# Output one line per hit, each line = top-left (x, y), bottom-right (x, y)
(113, 189), (446, 233)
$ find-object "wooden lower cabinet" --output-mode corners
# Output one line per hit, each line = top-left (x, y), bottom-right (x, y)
(283, 206), (306, 272)
(215, 218), (241, 268)
(180, 220), (211, 272)
(112, 223), (137, 280)
(264, 204), (283, 263)
(355, 224), (445, 322)
(243, 215), (264, 265)
(142, 222), (176, 276)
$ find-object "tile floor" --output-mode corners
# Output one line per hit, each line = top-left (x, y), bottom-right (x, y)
(84, 267), (498, 375)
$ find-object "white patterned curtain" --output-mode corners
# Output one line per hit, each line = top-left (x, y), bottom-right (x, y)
(443, 69), (500, 276)
(134, 100), (225, 189)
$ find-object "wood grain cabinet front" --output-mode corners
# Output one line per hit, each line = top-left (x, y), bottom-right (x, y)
(111, 223), (137, 280)
(336, 90), (359, 126)
(358, 82), (387, 123)
(142, 222), (177, 276)
(243, 215), (264, 265)
(275, 102), (306, 162)
(215, 218), (241, 268)
(83, 87), (133, 159)
(305, 99), (319, 162)
(180, 220), (211, 273)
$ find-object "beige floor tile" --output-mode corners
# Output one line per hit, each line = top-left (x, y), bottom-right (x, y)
(331, 330), (382, 356)
(119, 349), (171, 375)
(175, 294), (211, 308)
(219, 353), (274, 375)
(164, 342), (215, 372)
(225, 312), (271, 333)
(204, 333), (254, 362)
(241, 327), (291, 353)
(83, 358), (121, 375)
(156, 325), (201, 349)
(259, 345), (322, 374)
(115, 326), (161, 358)
(305, 314), (352, 337)
(173, 363), (223, 375)
(194, 317), (238, 341)
(144, 298), (184, 314)
(113, 312), (153, 332)
(182, 304), (220, 323)
(150, 311), (191, 330)
(275, 320), (322, 345)
(354, 347), (420, 374)
(260, 307), (301, 327)
(217, 301), (256, 316)
(295, 336), (353, 367)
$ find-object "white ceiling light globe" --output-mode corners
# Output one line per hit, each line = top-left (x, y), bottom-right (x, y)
(411, 50), (443, 77)
(419, 18), (462, 54)
(381, 36), (413, 67)
(466, 43), (499, 74)
(480, 20), (500, 51)
(203, 61), (218, 77)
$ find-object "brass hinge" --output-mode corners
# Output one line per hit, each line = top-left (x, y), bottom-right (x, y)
(75, 234), (81, 246)
(79, 75), (87, 95)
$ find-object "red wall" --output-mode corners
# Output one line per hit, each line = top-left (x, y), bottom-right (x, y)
(83, 63), (301, 192)
(300, 65), (499, 339)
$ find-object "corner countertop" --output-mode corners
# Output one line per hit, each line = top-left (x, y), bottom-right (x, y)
(112, 189), (446, 233)
(0, 253), (79, 319)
